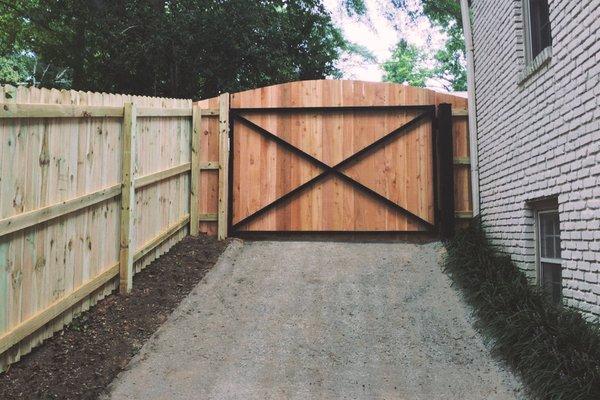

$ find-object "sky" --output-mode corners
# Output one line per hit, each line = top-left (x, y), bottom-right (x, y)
(323, 0), (447, 85)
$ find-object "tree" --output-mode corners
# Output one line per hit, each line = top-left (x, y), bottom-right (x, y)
(382, 39), (432, 87)
(421, 0), (467, 91)
(343, 0), (467, 91)
(0, 0), (346, 99)
(0, 54), (30, 85)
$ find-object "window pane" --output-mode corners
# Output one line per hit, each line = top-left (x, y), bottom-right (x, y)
(541, 262), (562, 303)
(544, 236), (555, 259)
(539, 211), (560, 259)
(528, 0), (552, 59)
(541, 213), (552, 235)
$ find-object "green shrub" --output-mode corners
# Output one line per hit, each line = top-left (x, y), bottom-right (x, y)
(444, 220), (600, 400)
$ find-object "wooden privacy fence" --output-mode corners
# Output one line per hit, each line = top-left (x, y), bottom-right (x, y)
(0, 79), (471, 371)
(0, 85), (228, 370)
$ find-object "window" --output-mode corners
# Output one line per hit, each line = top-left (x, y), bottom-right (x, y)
(524, 0), (552, 61)
(536, 210), (562, 303)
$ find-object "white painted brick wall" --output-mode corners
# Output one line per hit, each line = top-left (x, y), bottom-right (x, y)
(471, 0), (600, 317)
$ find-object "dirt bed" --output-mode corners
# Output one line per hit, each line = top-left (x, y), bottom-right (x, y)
(0, 235), (227, 400)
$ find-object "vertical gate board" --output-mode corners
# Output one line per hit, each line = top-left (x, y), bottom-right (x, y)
(341, 118), (434, 225)
(231, 123), (323, 227)
(196, 96), (220, 235)
(452, 116), (472, 217)
(236, 176), (421, 231)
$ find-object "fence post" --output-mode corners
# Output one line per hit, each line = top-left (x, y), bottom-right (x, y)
(190, 104), (201, 236)
(119, 102), (136, 293)
(217, 93), (230, 240)
(436, 103), (455, 238)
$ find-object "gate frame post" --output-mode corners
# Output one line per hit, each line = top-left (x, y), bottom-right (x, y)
(217, 93), (230, 240)
(436, 103), (455, 239)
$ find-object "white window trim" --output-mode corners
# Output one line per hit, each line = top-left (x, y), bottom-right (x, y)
(518, 0), (552, 85)
(535, 209), (562, 286)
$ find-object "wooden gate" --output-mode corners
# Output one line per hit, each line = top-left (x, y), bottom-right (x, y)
(229, 102), (450, 234)
(196, 80), (470, 238)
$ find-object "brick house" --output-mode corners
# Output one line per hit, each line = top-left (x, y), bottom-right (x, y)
(467, 0), (600, 316)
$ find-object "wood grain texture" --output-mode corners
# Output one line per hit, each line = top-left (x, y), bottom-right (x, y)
(0, 85), (192, 370)
(190, 106), (202, 235)
(195, 96), (220, 236)
(119, 103), (136, 293)
(452, 116), (473, 218)
(192, 80), (470, 234)
(226, 80), (465, 232)
(217, 94), (230, 239)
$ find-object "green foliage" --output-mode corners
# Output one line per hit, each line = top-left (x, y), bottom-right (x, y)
(0, 52), (72, 88)
(421, 0), (462, 29)
(344, 0), (367, 16)
(444, 220), (600, 400)
(432, 26), (467, 91)
(344, 42), (377, 63)
(0, 54), (31, 85)
(0, 0), (345, 99)
(352, 0), (467, 91)
(382, 39), (432, 87)
(420, 0), (466, 91)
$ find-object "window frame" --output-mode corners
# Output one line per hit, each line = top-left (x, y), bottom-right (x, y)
(534, 208), (562, 297)
(522, 0), (552, 63)
(518, 0), (553, 84)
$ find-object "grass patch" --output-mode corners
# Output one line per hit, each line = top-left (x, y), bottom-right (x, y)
(444, 220), (600, 400)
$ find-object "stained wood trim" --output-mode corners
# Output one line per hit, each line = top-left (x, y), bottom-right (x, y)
(119, 102), (136, 294)
(453, 157), (471, 165)
(134, 163), (191, 190)
(199, 213), (218, 222)
(452, 107), (468, 117)
(437, 104), (455, 238)
(137, 107), (192, 117)
(199, 161), (220, 170)
(217, 93), (230, 240)
(0, 185), (121, 237)
(0, 262), (119, 355)
(133, 214), (190, 263)
(0, 103), (124, 118)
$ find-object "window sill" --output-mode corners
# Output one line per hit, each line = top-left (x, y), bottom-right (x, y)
(518, 46), (552, 85)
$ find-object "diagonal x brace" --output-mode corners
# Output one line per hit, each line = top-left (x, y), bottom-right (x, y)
(231, 109), (435, 230)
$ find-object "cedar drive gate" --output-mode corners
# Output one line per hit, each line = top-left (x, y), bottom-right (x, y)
(195, 81), (471, 239)
(228, 105), (455, 237)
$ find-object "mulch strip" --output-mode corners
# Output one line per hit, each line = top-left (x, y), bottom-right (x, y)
(0, 234), (228, 400)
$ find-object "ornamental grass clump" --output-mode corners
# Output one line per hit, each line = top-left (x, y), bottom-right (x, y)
(444, 220), (600, 400)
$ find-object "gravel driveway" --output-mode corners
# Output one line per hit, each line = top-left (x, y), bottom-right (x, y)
(103, 240), (522, 400)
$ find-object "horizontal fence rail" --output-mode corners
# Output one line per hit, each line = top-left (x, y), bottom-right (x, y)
(0, 84), (223, 371)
